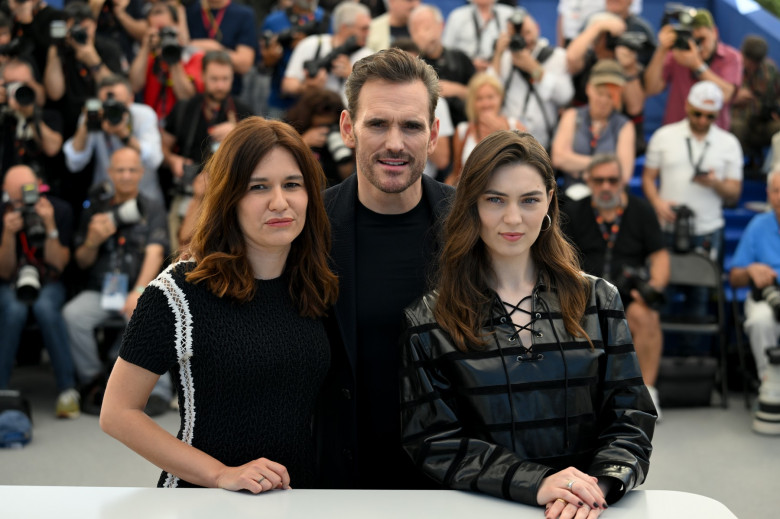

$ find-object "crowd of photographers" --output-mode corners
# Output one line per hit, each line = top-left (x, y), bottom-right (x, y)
(1, 0), (779, 422)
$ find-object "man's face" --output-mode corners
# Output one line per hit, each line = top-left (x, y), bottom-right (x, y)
(203, 62), (233, 103)
(409, 10), (443, 57)
(340, 79), (438, 196)
(606, 0), (632, 17)
(2, 167), (37, 208)
(108, 150), (143, 200)
(0, 27), (11, 46)
(2, 63), (36, 110)
(515, 16), (539, 50)
(693, 26), (717, 60)
(686, 102), (718, 134)
(345, 13), (371, 48)
(768, 173), (780, 217)
(148, 8), (175, 30)
(587, 162), (624, 210)
(388, 0), (421, 24)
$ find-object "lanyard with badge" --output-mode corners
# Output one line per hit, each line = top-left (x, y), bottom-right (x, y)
(100, 232), (129, 312)
(201, 0), (231, 42)
(686, 137), (710, 178)
(471, 8), (499, 58)
(594, 206), (624, 280)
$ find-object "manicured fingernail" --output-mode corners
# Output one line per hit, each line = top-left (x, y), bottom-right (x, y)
(593, 502), (600, 508)
(578, 501), (583, 506)
(603, 504), (609, 509)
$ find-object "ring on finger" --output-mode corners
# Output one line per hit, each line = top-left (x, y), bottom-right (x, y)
(566, 479), (575, 491)
(257, 475), (266, 484)
(556, 498), (566, 504)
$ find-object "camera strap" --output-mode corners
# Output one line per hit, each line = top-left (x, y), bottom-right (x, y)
(594, 206), (624, 280)
(18, 232), (40, 266)
(502, 46), (555, 145)
(685, 137), (709, 174)
(471, 8), (499, 58)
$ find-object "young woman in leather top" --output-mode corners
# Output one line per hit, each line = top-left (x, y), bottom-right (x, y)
(400, 130), (656, 519)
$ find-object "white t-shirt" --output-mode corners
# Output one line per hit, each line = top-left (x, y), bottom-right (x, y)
(644, 119), (743, 235)
(442, 3), (515, 61)
(558, 0), (644, 41)
(285, 34), (374, 105)
(424, 98), (454, 178)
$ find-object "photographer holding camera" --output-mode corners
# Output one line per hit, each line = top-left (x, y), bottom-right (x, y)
(644, 7), (741, 131)
(0, 165), (79, 418)
(562, 153), (669, 417)
(260, 0), (327, 117)
(491, 6), (573, 150)
(730, 36), (780, 165)
(63, 146), (169, 415)
(162, 50), (252, 249)
(282, 1), (372, 105)
(43, 2), (124, 139)
(565, 0), (655, 154)
(129, 3), (202, 122)
(63, 74), (164, 204)
(0, 58), (63, 183)
(5, 0), (63, 76)
(729, 170), (780, 385)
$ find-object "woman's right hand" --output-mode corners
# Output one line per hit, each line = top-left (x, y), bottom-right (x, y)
(537, 467), (606, 510)
(215, 457), (290, 494)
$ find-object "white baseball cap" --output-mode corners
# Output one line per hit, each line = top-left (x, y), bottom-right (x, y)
(687, 81), (723, 112)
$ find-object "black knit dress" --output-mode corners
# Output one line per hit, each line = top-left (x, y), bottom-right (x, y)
(119, 262), (330, 488)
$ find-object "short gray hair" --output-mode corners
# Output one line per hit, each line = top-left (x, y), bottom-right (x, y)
(333, 1), (370, 29)
(585, 153), (623, 180)
(409, 4), (443, 24)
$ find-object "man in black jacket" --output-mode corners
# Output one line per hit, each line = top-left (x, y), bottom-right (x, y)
(321, 48), (452, 489)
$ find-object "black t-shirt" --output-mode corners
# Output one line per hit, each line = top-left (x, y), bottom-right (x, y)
(389, 24), (411, 45)
(0, 194), (72, 282)
(95, 0), (145, 62)
(54, 35), (124, 139)
(0, 109), (63, 179)
(561, 194), (664, 281)
(11, 5), (64, 80)
(422, 48), (475, 125)
(164, 94), (254, 166)
(354, 197), (435, 488)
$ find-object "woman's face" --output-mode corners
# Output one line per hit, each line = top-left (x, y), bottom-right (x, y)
(474, 83), (502, 118)
(477, 162), (552, 263)
(587, 83), (621, 117)
(237, 146), (308, 260)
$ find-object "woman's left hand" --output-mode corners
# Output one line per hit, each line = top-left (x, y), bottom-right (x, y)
(544, 499), (604, 519)
(537, 467), (607, 510)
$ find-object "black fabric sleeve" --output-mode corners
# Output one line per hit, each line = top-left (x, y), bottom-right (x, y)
(119, 281), (178, 375)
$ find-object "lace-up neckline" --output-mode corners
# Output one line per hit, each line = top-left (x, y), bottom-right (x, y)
(500, 294), (543, 361)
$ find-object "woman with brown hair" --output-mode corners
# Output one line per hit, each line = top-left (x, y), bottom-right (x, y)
(400, 131), (655, 518)
(100, 117), (339, 492)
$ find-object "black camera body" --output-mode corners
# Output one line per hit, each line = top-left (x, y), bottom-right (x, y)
(303, 36), (361, 78)
(85, 181), (144, 228)
(158, 27), (183, 65)
(672, 205), (695, 253)
(102, 93), (127, 126)
(326, 124), (352, 164)
(5, 82), (36, 107)
(606, 31), (650, 53)
(661, 3), (697, 50)
(752, 280), (780, 322)
(19, 184), (47, 249)
(70, 26), (89, 46)
(614, 265), (667, 310)
(507, 7), (528, 52)
(0, 38), (23, 57)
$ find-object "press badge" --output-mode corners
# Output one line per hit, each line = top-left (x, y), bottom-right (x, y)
(101, 272), (128, 311)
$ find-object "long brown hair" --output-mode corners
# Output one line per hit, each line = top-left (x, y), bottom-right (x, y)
(183, 117), (338, 317)
(434, 131), (590, 352)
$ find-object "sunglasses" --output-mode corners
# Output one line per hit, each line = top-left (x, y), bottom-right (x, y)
(690, 110), (717, 120)
(590, 177), (620, 186)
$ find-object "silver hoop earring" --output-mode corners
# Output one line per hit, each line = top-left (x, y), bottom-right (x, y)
(541, 214), (552, 231)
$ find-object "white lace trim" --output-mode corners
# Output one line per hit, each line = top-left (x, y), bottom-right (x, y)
(149, 262), (195, 489)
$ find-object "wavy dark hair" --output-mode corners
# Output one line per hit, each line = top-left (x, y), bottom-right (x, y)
(434, 130), (590, 352)
(183, 117), (338, 317)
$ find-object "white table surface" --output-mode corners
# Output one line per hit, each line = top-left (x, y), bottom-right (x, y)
(0, 487), (737, 519)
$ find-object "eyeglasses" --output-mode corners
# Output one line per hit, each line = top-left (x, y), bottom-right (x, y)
(690, 111), (717, 120)
(589, 177), (620, 186)
(694, 37), (706, 47)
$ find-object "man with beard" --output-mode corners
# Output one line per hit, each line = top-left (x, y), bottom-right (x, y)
(320, 48), (452, 489)
(161, 50), (253, 250)
(561, 153), (669, 417)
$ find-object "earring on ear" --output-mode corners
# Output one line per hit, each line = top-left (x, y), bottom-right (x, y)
(541, 213), (552, 231)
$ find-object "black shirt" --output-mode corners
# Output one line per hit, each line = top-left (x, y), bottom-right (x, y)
(561, 194), (665, 282)
(11, 5), (63, 80)
(421, 48), (476, 125)
(165, 94), (254, 167)
(0, 109), (63, 182)
(354, 197), (434, 488)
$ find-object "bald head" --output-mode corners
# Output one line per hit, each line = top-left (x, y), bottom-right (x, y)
(108, 147), (143, 202)
(3, 165), (38, 204)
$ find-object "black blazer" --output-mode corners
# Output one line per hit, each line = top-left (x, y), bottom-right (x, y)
(317, 173), (454, 488)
